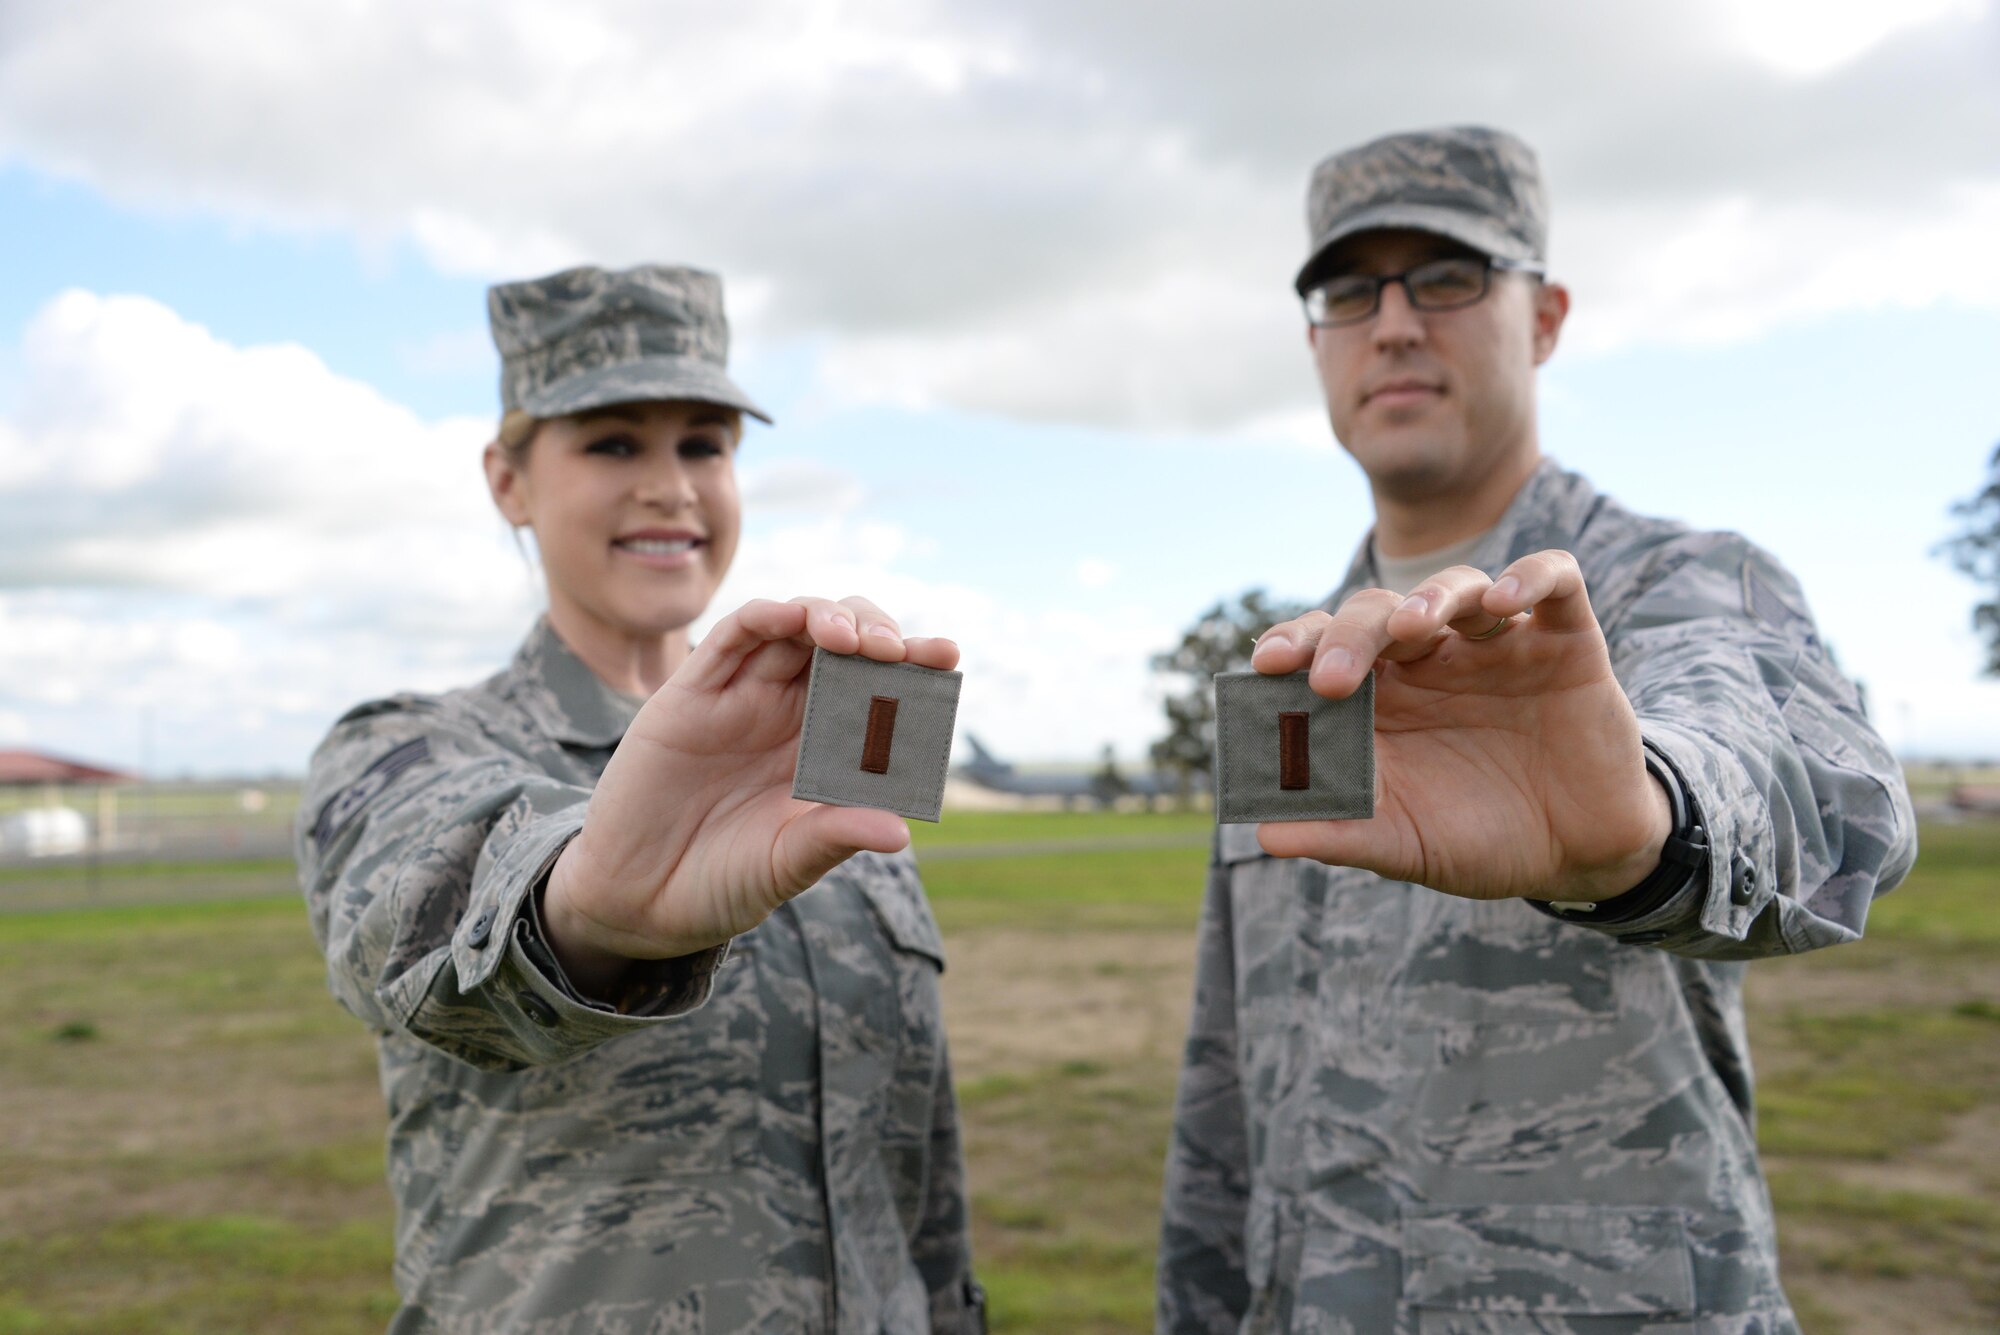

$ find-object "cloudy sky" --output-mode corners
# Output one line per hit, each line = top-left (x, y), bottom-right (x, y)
(1, 0), (1996, 776)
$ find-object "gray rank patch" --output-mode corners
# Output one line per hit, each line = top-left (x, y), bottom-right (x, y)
(1212, 670), (1374, 823)
(792, 648), (962, 822)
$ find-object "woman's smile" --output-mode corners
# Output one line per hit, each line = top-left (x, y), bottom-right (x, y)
(613, 527), (707, 569)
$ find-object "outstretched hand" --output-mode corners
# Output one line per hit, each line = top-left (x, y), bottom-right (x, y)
(542, 596), (959, 989)
(1251, 550), (1670, 903)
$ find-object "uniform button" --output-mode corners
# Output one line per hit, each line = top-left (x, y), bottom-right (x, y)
(466, 909), (495, 949)
(1730, 852), (1758, 907)
(519, 992), (559, 1027)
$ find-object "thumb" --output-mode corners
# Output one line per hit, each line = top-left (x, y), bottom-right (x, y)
(1256, 813), (1409, 878)
(769, 804), (913, 891)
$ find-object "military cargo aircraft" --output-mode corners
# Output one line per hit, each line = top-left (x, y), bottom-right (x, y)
(953, 735), (1196, 808)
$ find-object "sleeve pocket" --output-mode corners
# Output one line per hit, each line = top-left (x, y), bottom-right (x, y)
(1400, 1204), (1694, 1319)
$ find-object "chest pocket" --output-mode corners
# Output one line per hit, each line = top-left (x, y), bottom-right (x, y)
(838, 857), (950, 1237)
(854, 861), (948, 1148)
(1391, 895), (1620, 1030)
(516, 931), (769, 1178)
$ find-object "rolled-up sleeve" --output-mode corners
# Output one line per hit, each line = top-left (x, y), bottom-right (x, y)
(1588, 534), (1917, 960)
(295, 697), (724, 1071)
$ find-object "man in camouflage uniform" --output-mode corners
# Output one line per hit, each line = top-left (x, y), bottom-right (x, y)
(298, 265), (983, 1333)
(1158, 127), (1915, 1333)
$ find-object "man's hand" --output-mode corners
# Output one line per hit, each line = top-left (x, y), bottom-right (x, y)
(541, 596), (959, 992)
(1250, 551), (1670, 903)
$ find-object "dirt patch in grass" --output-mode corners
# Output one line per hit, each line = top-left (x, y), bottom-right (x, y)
(1782, 1266), (1989, 1335)
(942, 926), (1196, 1074)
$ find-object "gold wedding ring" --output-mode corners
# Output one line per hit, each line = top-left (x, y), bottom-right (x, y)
(1467, 615), (1514, 640)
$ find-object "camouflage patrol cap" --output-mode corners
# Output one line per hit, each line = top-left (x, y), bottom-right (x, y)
(1295, 126), (1548, 295)
(487, 264), (772, 424)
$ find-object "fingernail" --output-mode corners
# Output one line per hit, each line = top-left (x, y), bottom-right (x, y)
(863, 623), (896, 639)
(1257, 630), (1293, 653)
(1323, 647), (1355, 676)
(1493, 576), (1521, 602)
(1397, 593), (1428, 617)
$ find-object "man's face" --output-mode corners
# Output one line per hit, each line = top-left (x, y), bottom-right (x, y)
(1306, 228), (1567, 502)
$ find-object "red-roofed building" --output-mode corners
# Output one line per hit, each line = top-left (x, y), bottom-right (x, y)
(0, 750), (138, 786)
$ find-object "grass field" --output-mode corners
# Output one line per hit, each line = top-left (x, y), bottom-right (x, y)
(0, 814), (1994, 1333)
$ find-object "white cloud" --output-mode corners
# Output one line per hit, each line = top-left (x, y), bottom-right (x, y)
(0, 0), (1991, 434)
(0, 290), (1183, 771)
(1719, 0), (1987, 77)
(1, 290), (524, 624)
(0, 291), (544, 770)
(1076, 558), (1116, 588)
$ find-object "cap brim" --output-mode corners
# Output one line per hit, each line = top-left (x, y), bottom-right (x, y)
(1293, 203), (1538, 295)
(519, 354), (773, 425)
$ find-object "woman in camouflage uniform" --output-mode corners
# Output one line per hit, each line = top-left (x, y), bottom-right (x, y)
(296, 264), (983, 1333)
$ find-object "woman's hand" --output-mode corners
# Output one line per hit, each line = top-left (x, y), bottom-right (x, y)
(540, 596), (959, 993)
(1248, 551), (1672, 903)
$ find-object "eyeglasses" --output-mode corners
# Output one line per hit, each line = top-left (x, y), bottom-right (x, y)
(1302, 255), (1545, 327)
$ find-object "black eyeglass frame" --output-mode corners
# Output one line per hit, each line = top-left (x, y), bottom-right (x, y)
(1302, 255), (1546, 328)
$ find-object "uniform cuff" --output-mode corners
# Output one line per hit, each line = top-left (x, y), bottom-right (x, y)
(410, 805), (726, 1067)
(1536, 726), (1770, 950)
(1532, 735), (1739, 948)
(517, 883), (729, 1019)
(1640, 720), (1773, 945)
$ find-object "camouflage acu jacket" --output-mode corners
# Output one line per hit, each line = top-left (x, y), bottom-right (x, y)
(296, 621), (982, 1334)
(1158, 459), (1917, 1334)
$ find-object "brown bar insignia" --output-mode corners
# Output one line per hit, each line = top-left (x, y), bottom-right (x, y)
(1278, 711), (1310, 790)
(861, 696), (900, 774)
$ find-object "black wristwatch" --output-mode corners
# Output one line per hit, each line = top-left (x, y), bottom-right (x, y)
(1532, 744), (1709, 927)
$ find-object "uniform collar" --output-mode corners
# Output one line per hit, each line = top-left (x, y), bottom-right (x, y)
(502, 617), (647, 750)
(1326, 455), (1599, 608)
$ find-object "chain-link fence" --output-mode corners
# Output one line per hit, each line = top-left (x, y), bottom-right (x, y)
(0, 781), (303, 911)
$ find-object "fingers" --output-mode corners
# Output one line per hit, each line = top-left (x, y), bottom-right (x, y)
(1253, 566), (1497, 699)
(1483, 550), (1595, 633)
(1386, 565), (1499, 646)
(1302, 590), (1410, 699)
(788, 596), (867, 656)
(901, 636), (962, 672)
(679, 596), (955, 696)
(791, 595), (932, 663)
(672, 598), (810, 693)
(838, 595), (910, 662)
(1250, 610), (1334, 675)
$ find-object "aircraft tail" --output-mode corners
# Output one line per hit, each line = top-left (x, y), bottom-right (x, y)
(959, 734), (1010, 775)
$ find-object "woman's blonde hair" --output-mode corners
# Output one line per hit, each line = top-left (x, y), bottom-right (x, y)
(496, 409), (540, 463)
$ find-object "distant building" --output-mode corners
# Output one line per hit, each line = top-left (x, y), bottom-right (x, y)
(0, 750), (137, 786)
(0, 750), (139, 859)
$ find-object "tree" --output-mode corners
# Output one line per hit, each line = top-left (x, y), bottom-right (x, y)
(1150, 588), (1313, 794)
(1940, 442), (2000, 676)
(1090, 743), (1131, 807)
